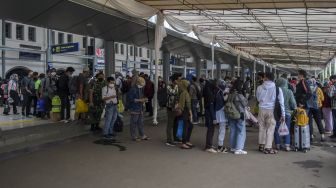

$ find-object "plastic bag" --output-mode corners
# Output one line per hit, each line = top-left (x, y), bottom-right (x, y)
(176, 120), (184, 139)
(76, 99), (88, 113)
(278, 122), (289, 136)
(117, 100), (125, 113)
(37, 98), (46, 112)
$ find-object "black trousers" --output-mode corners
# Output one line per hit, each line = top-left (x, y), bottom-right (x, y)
(181, 111), (193, 144)
(308, 108), (325, 136)
(205, 104), (216, 149)
(60, 95), (70, 120)
(22, 94), (33, 116)
(146, 99), (153, 116)
(9, 90), (19, 114)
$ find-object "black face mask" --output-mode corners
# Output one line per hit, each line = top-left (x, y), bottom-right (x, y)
(97, 78), (104, 82)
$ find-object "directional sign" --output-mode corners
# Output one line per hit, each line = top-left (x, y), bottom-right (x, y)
(51, 43), (79, 54)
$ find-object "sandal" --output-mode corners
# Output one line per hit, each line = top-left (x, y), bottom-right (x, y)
(258, 145), (265, 152)
(264, 149), (278, 154)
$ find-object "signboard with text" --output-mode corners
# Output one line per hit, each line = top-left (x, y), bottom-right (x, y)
(51, 43), (79, 54)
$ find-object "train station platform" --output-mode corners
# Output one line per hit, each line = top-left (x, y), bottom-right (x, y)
(0, 111), (335, 188)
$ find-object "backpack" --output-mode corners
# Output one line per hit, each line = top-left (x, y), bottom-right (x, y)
(224, 93), (241, 120)
(121, 80), (130, 94)
(274, 87), (282, 121)
(308, 88), (319, 109)
(69, 75), (80, 94)
(296, 108), (309, 126)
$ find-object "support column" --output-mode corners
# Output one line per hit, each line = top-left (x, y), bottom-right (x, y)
(149, 49), (153, 79)
(46, 29), (52, 72)
(196, 58), (201, 80)
(216, 61), (221, 79)
(104, 41), (115, 77)
(237, 53), (241, 77)
(2, 19), (6, 78)
(263, 62), (266, 72)
(334, 59), (336, 75)
(162, 51), (170, 84)
(211, 36), (215, 79)
(253, 60), (256, 96)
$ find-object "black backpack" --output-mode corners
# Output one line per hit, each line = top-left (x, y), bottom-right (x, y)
(68, 76), (80, 94)
(121, 80), (130, 94)
(274, 87), (282, 121)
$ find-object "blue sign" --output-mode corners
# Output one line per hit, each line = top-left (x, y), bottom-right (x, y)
(51, 43), (79, 54)
(47, 62), (53, 70)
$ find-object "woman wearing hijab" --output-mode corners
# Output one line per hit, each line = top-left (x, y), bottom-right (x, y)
(228, 79), (249, 155)
(177, 79), (193, 149)
(6, 74), (20, 115)
(216, 80), (228, 153)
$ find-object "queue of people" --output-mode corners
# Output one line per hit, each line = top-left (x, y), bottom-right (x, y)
(1, 67), (335, 154)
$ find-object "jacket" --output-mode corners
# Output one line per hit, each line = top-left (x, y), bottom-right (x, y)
(144, 79), (154, 99)
(57, 74), (70, 96)
(215, 90), (225, 111)
(189, 82), (200, 100)
(178, 80), (191, 111)
(203, 80), (216, 105)
(276, 78), (297, 115)
(295, 79), (309, 105)
(257, 80), (285, 117)
(127, 86), (143, 112)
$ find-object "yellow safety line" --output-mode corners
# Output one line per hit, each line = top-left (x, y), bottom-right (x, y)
(0, 119), (35, 126)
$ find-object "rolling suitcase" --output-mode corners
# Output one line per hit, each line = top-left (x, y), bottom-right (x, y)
(294, 125), (310, 153)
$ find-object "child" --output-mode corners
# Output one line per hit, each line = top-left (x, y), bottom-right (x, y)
(294, 104), (310, 153)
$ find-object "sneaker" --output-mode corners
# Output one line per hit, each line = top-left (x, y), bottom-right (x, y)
(217, 146), (228, 153)
(321, 134), (325, 142)
(103, 135), (113, 139)
(132, 137), (141, 142)
(230, 148), (236, 153)
(205, 148), (218, 154)
(234, 150), (247, 155)
(329, 135), (336, 139)
(165, 142), (176, 147)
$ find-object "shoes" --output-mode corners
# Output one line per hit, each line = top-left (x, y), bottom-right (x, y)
(325, 131), (332, 134)
(230, 148), (236, 153)
(217, 146), (228, 153)
(103, 135), (113, 140)
(329, 135), (336, 139)
(205, 148), (217, 154)
(165, 142), (176, 147)
(234, 150), (247, 155)
(132, 137), (141, 142)
(321, 134), (325, 142)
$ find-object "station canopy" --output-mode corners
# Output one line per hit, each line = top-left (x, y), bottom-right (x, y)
(134, 0), (336, 70)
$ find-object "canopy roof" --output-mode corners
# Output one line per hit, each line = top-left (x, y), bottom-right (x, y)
(136, 0), (336, 70)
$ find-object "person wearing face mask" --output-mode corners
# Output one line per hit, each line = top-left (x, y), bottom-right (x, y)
(127, 77), (150, 141)
(21, 70), (35, 117)
(57, 67), (75, 123)
(215, 80), (228, 153)
(101, 76), (119, 139)
(88, 72), (106, 132)
(41, 69), (58, 118)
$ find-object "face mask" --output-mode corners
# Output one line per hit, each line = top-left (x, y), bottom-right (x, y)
(137, 85), (143, 89)
(109, 84), (115, 88)
(98, 78), (104, 82)
(310, 86), (315, 91)
(51, 72), (56, 76)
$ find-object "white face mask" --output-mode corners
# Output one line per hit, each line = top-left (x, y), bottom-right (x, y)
(51, 72), (56, 76)
(137, 85), (143, 89)
(109, 84), (115, 88)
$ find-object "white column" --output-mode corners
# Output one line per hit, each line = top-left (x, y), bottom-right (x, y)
(253, 60), (256, 96)
(263, 62), (266, 72)
(329, 63), (332, 77)
(2, 19), (6, 78)
(237, 53), (241, 77)
(334, 59), (336, 75)
(211, 36), (215, 79)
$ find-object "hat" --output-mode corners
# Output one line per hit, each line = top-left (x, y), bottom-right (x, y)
(137, 77), (146, 87)
(83, 67), (90, 72)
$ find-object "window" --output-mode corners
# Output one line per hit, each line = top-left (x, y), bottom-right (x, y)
(5, 22), (11, 38)
(82, 37), (87, 48)
(51, 31), (55, 45)
(134, 47), (138, 57)
(58, 32), (64, 44)
(90, 38), (95, 46)
(147, 49), (150, 58)
(120, 44), (124, 55)
(28, 27), (36, 42)
(130, 46), (133, 56)
(139, 47), (142, 57)
(114, 43), (119, 54)
(16, 24), (24, 40)
(67, 34), (73, 43)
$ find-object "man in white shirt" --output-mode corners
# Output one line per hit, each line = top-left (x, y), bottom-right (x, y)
(102, 77), (118, 139)
(256, 72), (285, 154)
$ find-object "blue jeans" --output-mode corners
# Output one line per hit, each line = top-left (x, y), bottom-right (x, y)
(191, 99), (199, 122)
(103, 104), (118, 136)
(229, 118), (246, 150)
(274, 114), (291, 146)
